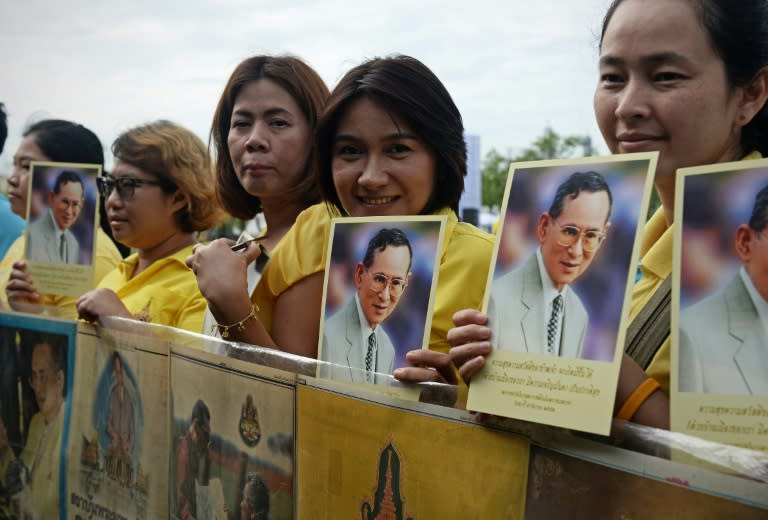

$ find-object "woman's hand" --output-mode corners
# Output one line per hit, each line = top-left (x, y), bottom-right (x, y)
(5, 260), (44, 313)
(393, 349), (458, 385)
(447, 309), (492, 385)
(185, 239), (261, 314)
(76, 288), (131, 323)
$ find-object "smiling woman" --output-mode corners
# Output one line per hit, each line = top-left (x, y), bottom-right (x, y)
(447, 0), (768, 429)
(208, 55), (493, 385)
(597, 0), (768, 426)
(75, 120), (223, 333)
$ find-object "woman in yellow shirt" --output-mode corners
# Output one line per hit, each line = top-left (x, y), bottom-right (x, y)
(194, 55), (330, 336)
(448, 0), (768, 427)
(76, 121), (222, 333)
(189, 55), (494, 383)
(2, 119), (123, 319)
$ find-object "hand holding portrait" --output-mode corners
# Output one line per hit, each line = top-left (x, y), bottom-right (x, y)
(5, 260), (43, 312)
(447, 309), (491, 384)
(393, 349), (457, 385)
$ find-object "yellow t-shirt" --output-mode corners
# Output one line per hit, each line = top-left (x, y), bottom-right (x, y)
(252, 203), (495, 354)
(628, 207), (674, 394)
(97, 244), (206, 333)
(0, 228), (122, 320)
(634, 151), (763, 394)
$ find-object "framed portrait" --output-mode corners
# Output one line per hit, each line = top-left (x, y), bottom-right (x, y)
(671, 158), (768, 452)
(468, 152), (657, 434)
(170, 346), (295, 520)
(66, 324), (169, 519)
(317, 217), (445, 386)
(24, 161), (102, 297)
(0, 311), (76, 519)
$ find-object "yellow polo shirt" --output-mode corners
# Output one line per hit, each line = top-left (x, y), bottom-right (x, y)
(97, 244), (205, 333)
(629, 207), (674, 393)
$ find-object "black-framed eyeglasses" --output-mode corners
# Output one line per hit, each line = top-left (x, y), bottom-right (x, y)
(552, 219), (606, 252)
(96, 175), (167, 200)
(366, 268), (408, 296)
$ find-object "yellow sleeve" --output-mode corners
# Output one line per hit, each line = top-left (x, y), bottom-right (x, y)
(429, 218), (494, 354)
(251, 203), (334, 333)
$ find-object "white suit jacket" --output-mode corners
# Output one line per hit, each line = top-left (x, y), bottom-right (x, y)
(488, 253), (588, 358)
(679, 274), (768, 395)
(26, 210), (80, 264)
(320, 297), (396, 384)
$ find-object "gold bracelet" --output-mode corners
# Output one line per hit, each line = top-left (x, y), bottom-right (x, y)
(214, 304), (259, 338)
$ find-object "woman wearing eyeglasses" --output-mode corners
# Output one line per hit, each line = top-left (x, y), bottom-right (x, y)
(76, 120), (222, 333)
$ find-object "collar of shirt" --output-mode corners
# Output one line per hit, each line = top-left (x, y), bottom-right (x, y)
(639, 207), (674, 281)
(739, 266), (768, 339)
(354, 292), (378, 370)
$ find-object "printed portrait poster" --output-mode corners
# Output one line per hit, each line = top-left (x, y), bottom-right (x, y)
(65, 324), (169, 519)
(317, 217), (445, 386)
(671, 159), (768, 452)
(468, 153), (657, 435)
(24, 161), (101, 297)
(0, 311), (76, 520)
(296, 384), (529, 518)
(170, 345), (295, 520)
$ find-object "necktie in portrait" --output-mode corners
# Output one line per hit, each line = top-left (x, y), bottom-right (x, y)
(546, 294), (563, 355)
(366, 332), (376, 382)
(59, 234), (67, 262)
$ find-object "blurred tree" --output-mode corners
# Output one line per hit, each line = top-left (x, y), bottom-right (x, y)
(482, 126), (596, 210)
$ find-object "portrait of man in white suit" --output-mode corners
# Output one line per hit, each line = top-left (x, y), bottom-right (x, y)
(321, 228), (412, 383)
(489, 171), (612, 359)
(26, 170), (84, 264)
(679, 184), (768, 395)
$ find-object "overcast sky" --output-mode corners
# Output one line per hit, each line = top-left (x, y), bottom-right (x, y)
(1, 0), (611, 175)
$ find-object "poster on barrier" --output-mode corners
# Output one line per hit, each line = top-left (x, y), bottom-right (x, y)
(170, 345), (295, 520)
(672, 159), (768, 452)
(468, 153), (657, 435)
(317, 217), (445, 386)
(65, 323), (169, 519)
(0, 311), (76, 519)
(296, 384), (529, 518)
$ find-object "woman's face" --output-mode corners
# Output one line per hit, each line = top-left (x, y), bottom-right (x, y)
(8, 133), (49, 218)
(104, 159), (184, 251)
(227, 79), (312, 202)
(594, 0), (745, 180)
(331, 97), (436, 217)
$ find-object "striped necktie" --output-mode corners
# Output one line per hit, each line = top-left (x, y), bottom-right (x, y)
(546, 294), (563, 355)
(59, 234), (67, 262)
(365, 332), (376, 376)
